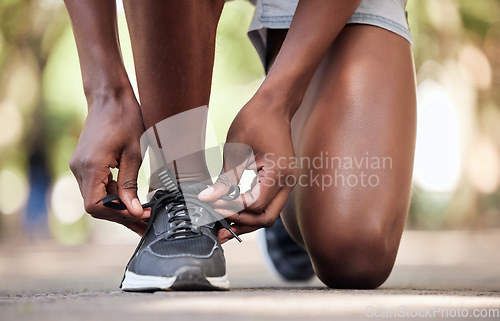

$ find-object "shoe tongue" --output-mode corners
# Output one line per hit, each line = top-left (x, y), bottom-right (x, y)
(152, 203), (185, 236)
(151, 182), (209, 236)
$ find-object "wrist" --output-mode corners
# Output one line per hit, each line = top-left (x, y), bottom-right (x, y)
(79, 46), (131, 101)
(254, 75), (304, 121)
(86, 80), (136, 113)
(83, 68), (130, 98)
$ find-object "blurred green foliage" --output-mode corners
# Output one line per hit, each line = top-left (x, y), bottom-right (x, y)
(0, 0), (499, 243)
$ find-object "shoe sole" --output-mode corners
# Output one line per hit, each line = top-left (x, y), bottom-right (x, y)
(121, 266), (230, 292)
(257, 227), (287, 280)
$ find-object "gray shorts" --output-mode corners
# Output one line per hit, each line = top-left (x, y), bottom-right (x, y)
(247, 0), (412, 67)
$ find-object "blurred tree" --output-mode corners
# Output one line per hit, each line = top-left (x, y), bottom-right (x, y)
(0, 0), (69, 240)
(408, 0), (500, 229)
(1, 0), (499, 243)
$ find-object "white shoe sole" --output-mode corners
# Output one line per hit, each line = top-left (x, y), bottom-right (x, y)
(121, 268), (230, 291)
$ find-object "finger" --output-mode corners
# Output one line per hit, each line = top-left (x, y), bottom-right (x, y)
(117, 149), (143, 217)
(80, 164), (112, 215)
(218, 224), (258, 244)
(199, 142), (255, 202)
(83, 168), (150, 222)
(244, 167), (291, 213)
(212, 207), (241, 219)
(205, 174), (266, 210)
(70, 165), (86, 202)
(216, 187), (291, 244)
(106, 172), (118, 195)
(211, 177), (273, 213)
(105, 173), (151, 219)
(226, 187), (290, 227)
(209, 176), (289, 215)
(198, 181), (231, 202)
(125, 220), (148, 236)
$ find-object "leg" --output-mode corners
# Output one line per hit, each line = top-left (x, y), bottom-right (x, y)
(285, 25), (416, 288)
(117, 1), (234, 292)
(123, 0), (225, 184)
(259, 29), (315, 281)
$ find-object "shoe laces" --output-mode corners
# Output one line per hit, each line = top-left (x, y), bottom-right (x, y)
(102, 187), (241, 242)
(142, 189), (197, 239)
(102, 186), (241, 289)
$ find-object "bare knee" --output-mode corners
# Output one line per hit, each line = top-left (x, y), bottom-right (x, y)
(307, 220), (400, 289)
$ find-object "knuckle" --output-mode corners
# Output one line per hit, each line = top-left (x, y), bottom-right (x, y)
(82, 156), (98, 170)
(84, 200), (100, 216)
(69, 154), (79, 174)
(70, 153), (100, 173)
(120, 179), (138, 190)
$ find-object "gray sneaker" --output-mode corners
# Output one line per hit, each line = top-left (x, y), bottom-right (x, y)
(103, 182), (239, 291)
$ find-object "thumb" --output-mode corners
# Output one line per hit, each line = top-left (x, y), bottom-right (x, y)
(199, 142), (254, 202)
(117, 152), (143, 216)
(198, 180), (232, 202)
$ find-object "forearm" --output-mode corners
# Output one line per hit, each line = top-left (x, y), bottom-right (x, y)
(64, 0), (130, 102)
(257, 0), (362, 118)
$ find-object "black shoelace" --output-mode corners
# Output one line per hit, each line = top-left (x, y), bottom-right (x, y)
(103, 188), (241, 288)
(142, 190), (197, 238)
(102, 188), (241, 246)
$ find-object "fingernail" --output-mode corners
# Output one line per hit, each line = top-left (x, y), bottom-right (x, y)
(198, 186), (214, 198)
(132, 198), (142, 211)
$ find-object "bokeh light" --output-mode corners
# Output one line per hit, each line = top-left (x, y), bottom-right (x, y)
(0, 167), (29, 215)
(413, 79), (462, 193)
(466, 135), (500, 194)
(0, 101), (24, 148)
(50, 172), (85, 225)
(458, 44), (492, 91)
(1, 0), (500, 242)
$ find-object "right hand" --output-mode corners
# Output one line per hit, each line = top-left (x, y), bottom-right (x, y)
(69, 88), (149, 235)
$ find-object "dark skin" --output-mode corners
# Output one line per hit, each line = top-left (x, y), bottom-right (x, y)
(203, 24), (416, 289)
(66, 0), (147, 234)
(199, 0), (365, 237)
(282, 26), (416, 288)
(66, 0), (226, 233)
(122, 0), (224, 184)
(66, 0), (416, 288)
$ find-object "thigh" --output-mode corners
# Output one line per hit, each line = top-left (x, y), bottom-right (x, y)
(285, 24), (416, 287)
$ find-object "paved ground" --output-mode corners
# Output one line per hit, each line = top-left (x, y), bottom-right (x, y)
(1, 229), (500, 320)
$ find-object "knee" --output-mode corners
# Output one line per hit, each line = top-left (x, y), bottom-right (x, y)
(307, 222), (397, 289)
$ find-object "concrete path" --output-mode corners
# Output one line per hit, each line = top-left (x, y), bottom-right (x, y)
(1, 229), (499, 320)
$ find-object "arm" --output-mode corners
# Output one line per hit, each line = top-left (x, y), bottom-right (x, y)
(65, 0), (128, 98)
(200, 0), (362, 242)
(65, 0), (148, 234)
(258, 0), (363, 118)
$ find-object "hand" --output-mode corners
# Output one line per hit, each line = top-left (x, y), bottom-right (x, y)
(70, 88), (149, 235)
(199, 95), (298, 243)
